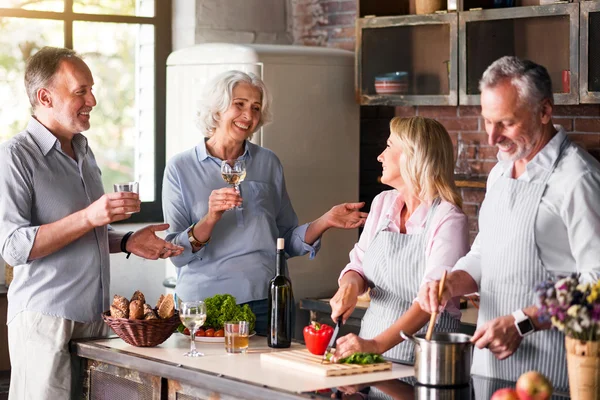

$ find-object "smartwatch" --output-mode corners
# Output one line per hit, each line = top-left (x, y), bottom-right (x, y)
(187, 224), (210, 248)
(512, 309), (535, 337)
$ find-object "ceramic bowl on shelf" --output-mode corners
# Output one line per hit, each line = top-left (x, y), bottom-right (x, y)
(374, 72), (409, 95)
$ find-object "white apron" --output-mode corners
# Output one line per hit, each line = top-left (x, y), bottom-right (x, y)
(360, 197), (460, 363)
(473, 137), (570, 393)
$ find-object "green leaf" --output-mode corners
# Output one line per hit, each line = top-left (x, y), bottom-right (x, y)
(338, 352), (385, 365)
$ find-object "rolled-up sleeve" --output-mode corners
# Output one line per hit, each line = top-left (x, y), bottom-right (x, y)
(452, 234), (482, 288)
(162, 161), (206, 267)
(420, 207), (470, 287)
(0, 145), (38, 266)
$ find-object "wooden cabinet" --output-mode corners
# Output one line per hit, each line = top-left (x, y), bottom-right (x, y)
(357, 13), (458, 106)
(580, 1), (600, 103)
(357, 2), (593, 105)
(459, 3), (579, 105)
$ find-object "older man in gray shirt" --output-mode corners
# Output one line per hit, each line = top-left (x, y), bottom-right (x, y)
(0, 46), (183, 400)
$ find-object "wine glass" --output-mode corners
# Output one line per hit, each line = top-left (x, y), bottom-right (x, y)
(179, 301), (207, 357)
(221, 159), (246, 210)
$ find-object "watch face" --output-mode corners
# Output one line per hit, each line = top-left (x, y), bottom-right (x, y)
(517, 318), (535, 335)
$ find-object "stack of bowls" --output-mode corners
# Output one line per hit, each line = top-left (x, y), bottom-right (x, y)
(374, 72), (409, 95)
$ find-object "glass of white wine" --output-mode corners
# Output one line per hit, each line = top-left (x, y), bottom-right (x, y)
(180, 300), (207, 357)
(221, 159), (246, 210)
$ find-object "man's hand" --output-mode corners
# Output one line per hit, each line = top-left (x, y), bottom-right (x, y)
(417, 279), (453, 314)
(325, 202), (368, 230)
(127, 224), (184, 260)
(471, 315), (523, 360)
(331, 334), (380, 363)
(85, 192), (140, 227)
(330, 283), (359, 325)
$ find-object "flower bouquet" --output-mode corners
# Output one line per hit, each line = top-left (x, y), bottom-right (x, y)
(536, 274), (600, 400)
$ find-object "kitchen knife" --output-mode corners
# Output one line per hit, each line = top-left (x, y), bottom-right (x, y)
(321, 318), (341, 363)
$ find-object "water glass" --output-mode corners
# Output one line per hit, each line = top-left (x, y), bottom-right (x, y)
(113, 181), (139, 193)
(224, 321), (249, 354)
(113, 181), (139, 214)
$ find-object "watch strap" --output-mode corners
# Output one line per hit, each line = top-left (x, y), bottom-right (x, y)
(188, 224), (210, 248)
(512, 309), (535, 337)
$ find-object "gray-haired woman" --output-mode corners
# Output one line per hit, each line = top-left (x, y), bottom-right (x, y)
(162, 70), (367, 335)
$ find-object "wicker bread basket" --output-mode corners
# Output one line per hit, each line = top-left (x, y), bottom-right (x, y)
(102, 310), (180, 347)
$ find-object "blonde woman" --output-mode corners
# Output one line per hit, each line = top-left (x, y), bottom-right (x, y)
(329, 116), (469, 363)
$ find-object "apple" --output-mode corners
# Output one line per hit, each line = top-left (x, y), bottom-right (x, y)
(491, 388), (520, 400)
(516, 371), (553, 400)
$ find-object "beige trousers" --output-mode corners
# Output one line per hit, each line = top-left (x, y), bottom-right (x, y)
(7, 311), (109, 400)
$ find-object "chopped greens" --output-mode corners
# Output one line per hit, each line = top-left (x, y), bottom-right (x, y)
(337, 352), (386, 365)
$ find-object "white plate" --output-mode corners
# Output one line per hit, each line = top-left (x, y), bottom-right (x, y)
(181, 330), (256, 343)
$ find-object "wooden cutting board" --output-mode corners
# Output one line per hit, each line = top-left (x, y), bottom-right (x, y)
(260, 349), (392, 377)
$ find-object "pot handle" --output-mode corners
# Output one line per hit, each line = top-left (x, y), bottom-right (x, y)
(400, 331), (419, 347)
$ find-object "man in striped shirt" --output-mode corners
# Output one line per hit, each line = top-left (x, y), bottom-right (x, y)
(0, 47), (183, 399)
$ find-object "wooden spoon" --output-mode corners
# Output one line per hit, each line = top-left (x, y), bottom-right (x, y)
(425, 270), (448, 341)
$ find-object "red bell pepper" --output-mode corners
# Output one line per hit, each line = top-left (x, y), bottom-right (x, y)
(303, 321), (334, 355)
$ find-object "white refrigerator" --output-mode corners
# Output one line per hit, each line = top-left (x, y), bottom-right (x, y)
(165, 43), (360, 334)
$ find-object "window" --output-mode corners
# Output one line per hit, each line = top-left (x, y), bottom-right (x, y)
(0, 0), (170, 222)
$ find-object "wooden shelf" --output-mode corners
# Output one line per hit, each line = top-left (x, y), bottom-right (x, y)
(455, 175), (486, 189)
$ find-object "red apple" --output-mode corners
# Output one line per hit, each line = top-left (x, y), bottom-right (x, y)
(516, 371), (553, 400)
(491, 388), (520, 400)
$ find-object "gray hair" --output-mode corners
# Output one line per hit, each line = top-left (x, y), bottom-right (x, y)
(24, 46), (82, 111)
(196, 70), (273, 138)
(479, 56), (553, 111)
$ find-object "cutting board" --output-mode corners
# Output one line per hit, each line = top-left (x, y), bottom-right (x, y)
(260, 349), (392, 377)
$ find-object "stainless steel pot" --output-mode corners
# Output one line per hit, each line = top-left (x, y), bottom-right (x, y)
(400, 331), (473, 386)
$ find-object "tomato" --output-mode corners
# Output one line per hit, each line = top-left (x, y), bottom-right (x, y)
(205, 328), (215, 337)
(303, 321), (334, 355)
(195, 328), (205, 337)
(214, 329), (224, 337)
(183, 327), (190, 335)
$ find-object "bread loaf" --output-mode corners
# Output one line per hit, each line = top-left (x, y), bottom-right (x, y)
(110, 305), (127, 319)
(143, 303), (158, 320)
(129, 300), (144, 320)
(157, 294), (175, 319)
(131, 290), (145, 305)
(112, 294), (130, 318)
(155, 294), (165, 309)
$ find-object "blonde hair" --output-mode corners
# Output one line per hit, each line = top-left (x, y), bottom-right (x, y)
(390, 116), (463, 209)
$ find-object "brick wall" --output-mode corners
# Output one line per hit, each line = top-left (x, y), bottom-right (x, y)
(291, 0), (600, 243)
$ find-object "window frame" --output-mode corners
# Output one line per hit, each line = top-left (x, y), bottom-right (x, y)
(0, 0), (171, 222)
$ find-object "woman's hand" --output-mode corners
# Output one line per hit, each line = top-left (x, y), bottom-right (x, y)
(207, 187), (242, 222)
(330, 283), (359, 324)
(326, 202), (368, 229)
(331, 334), (380, 363)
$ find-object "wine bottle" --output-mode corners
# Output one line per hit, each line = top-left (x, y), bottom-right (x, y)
(267, 238), (293, 348)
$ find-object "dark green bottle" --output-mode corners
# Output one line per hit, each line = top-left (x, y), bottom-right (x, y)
(267, 238), (292, 348)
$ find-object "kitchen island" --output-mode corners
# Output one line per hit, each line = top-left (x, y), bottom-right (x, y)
(73, 334), (569, 399)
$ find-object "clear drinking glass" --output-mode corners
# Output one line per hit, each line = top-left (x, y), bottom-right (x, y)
(220, 159), (246, 210)
(113, 181), (140, 214)
(113, 181), (139, 193)
(224, 321), (249, 354)
(179, 301), (207, 357)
